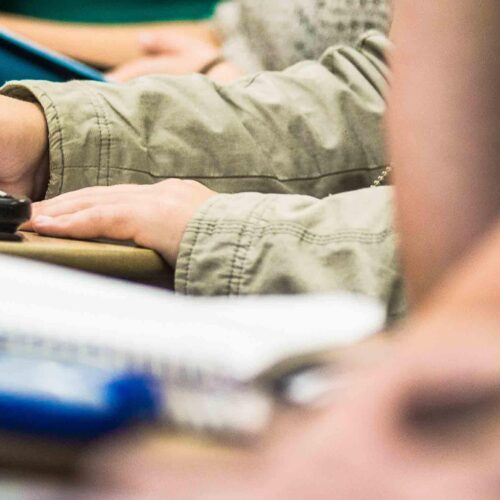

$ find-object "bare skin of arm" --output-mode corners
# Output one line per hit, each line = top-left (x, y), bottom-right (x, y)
(0, 13), (220, 67)
(0, 95), (48, 200)
(388, 0), (500, 303)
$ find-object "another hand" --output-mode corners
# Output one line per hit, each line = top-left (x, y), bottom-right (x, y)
(107, 32), (221, 82)
(26, 180), (217, 266)
(0, 95), (49, 200)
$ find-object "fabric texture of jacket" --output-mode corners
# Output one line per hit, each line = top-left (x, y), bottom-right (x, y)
(1, 31), (404, 319)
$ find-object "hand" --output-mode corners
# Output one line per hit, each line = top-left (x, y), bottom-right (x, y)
(0, 95), (49, 200)
(107, 31), (222, 82)
(26, 179), (217, 266)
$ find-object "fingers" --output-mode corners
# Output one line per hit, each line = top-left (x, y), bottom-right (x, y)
(31, 205), (135, 242)
(28, 185), (144, 240)
(26, 180), (217, 266)
(32, 185), (141, 211)
(30, 199), (95, 221)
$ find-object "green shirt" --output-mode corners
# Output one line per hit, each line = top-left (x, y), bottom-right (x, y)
(0, 0), (218, 23)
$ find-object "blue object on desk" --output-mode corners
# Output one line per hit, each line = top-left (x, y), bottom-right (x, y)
(0, 30), (106, 86)
(0, 355), (162, 440)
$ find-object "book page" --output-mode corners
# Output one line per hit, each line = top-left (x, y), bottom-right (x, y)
(0, 255), (385, 381)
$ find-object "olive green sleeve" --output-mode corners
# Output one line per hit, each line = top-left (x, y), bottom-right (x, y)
(176, 186), (405, 319)
(0, 32), (402, 314)
(0, 32), (390, 200)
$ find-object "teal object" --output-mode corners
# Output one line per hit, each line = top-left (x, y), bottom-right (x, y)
(0, 0), (218, 23)
(0, 30), (105, 85)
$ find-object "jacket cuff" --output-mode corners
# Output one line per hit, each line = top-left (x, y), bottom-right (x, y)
(1, 80), (108, 199)
(175, 192), (270, 296)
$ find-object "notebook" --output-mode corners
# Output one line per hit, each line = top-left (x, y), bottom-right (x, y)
(0, 255), (385, 437)
(0, 29), (106, 86)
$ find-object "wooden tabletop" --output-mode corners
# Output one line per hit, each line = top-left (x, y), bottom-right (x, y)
(0, 231), (174, 288)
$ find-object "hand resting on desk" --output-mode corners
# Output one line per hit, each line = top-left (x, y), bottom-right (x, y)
(24, 180), (217, 267)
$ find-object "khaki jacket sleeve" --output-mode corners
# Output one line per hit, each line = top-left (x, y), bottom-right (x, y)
(176, 187), (405, 320)
(0, 32), (390, 200)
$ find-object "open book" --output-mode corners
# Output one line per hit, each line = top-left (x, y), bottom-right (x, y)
(0, 255), (385, 436)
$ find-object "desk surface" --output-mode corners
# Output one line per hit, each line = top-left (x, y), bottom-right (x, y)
(0, 232), (174, 288)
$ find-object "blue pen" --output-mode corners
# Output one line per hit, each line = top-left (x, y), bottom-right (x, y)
(0, 354), (163, 441)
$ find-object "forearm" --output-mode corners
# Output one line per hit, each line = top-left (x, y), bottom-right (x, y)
(0, 13), (218, 67)
(1, 32), (390, 200)
(0, 95), (48, 199)
(389, 0), (500, 301)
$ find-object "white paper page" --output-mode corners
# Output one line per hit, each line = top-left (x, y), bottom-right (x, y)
(0, 255), (385, 381)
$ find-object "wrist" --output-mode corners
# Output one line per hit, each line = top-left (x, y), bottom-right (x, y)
(0, 96), (49, 200)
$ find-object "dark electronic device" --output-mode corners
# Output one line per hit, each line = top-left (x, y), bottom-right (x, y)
(0, 191), (31, 241)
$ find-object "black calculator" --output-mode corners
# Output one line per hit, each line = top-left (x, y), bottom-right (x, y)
(0, 192), (32, 241)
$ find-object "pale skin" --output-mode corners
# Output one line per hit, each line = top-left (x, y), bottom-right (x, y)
(2, 0), (500, 494)
(25, 181), (217, 268)
(0, 95), (49, 201)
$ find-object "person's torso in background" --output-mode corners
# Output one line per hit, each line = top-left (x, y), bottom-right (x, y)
(217, 0), (392, 72)
(0, 0), (218, 23)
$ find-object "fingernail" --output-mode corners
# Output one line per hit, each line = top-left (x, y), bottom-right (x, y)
(34, 215), (55, 225)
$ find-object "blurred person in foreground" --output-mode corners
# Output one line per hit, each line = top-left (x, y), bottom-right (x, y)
(88, 225), (500, 499)
(76, 1), (500, 497)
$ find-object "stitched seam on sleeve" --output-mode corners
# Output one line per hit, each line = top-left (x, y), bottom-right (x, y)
(78, 84), (104, 186)
(229, 197), (270, 295)
(237, 196), (276, 295)
(186, 221), (392, 245)
(226, 225), (247, 296)
(30, 85), (66, 195)
(227, 197), (269, 295)
(96, 90), (112, 186)
(182, 223), (201, 295)
(182, 198), (220, 295)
